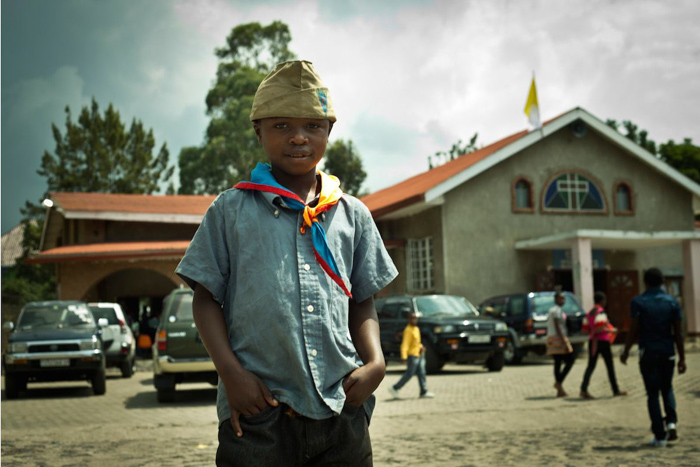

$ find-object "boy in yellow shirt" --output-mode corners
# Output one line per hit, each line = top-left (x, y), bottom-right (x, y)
(388, 312), (435, 399)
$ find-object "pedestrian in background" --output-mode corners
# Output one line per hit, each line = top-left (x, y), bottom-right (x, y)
(546, 292), (575, 397)
(579, 291), (628, 399)
(388, 312), (435, 400)
(621, 268), (686, 447)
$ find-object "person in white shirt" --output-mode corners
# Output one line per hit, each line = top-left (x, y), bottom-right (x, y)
(547, 292), (575, 397)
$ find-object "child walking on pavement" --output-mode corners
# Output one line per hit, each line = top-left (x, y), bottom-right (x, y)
(176, 60), (398, 466)
(388, 312), (435, 399)
(580, 291), (628, 399)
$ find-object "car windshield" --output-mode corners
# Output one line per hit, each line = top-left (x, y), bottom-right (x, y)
(170, 294), (194, 321)
(415, 295), (479, 318)
(18, 304), (95, 330)
(89, 306), (119, 325)
(531, 294), (583, 317)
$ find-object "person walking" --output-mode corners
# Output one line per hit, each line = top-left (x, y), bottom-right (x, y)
(579, 291), (628, 399)
(546, 292), (575, 397)
(388, 312), (435, 399)
(620, 268), (687, 447)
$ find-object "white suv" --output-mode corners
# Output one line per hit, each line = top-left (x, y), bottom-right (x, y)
(88, 303), (136, 377)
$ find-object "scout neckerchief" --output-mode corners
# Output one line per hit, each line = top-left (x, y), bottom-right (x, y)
(234, 162), (352, 298)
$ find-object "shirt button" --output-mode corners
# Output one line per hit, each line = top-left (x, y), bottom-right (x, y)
(307, 305), (314, 313)
(304, 264), (310, 271)
(311, 349), (318, 357)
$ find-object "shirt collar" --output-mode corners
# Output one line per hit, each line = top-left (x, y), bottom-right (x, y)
(644, 286), (664, 295)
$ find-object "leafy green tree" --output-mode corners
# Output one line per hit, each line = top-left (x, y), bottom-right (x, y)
(323, 139), (367, 196)
(178, 21), (296, 194)
(659, 138), (700, 184)
(429, 133), (479, 169)
(39, 98), (174, 194)
(3, 98), (174, 306)
(606, 119), (700, 184)
(605, 119), (657, 154)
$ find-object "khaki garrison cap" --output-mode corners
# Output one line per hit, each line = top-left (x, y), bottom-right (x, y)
(250, 60), (336, 122)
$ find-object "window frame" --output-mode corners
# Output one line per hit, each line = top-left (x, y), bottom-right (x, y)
(540, 169), (609, 215)
(512, 176), (535, 213)
(612, 180), (635, 216)
(406, 236), (435, 293)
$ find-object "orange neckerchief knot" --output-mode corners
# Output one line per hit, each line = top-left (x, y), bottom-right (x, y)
(300, 171), (342, 234)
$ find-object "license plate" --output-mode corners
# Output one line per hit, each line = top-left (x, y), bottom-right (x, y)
(40, 359), (70, 368)
(468, 335), (491, 344)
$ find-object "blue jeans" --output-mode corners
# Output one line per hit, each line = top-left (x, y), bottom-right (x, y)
(393, 355), (428, 395)
(640, 350), (677, 440)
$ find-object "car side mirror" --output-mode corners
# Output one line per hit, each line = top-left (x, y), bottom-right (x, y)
(97, 318), (110, 327)
(3, 321), (14, 332)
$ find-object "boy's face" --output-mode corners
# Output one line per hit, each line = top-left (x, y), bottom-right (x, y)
(254, 117), (332, 179)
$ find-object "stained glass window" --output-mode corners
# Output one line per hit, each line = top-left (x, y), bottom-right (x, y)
(543, 172), (605, 212)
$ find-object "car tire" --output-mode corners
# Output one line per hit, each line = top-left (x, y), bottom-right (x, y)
(157, 387), (176, 403)
(120, 359), (134, 378)
(504, 337), (523, 365)
(424, 342), (446, 374)
(92, 368), (107, 395)
(4, 373), (21, 399)
(486, 351), (505, 372)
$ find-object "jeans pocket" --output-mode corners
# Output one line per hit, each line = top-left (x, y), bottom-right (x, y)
(241, 405), (279, 425)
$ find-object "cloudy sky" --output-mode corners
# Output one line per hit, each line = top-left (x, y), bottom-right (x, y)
(2, 0), (699, 232)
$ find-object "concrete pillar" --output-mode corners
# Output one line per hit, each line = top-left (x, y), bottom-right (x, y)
(572, 237), (594, 311)
(682, 239), (700, 336)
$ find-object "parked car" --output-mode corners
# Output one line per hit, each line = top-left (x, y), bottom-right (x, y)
(152, 288), (217, 402)
(2, 300), (107, 398)
(375, 294), (509, 374)
(88, 302), (136, 378)
(478, 291), (587, 364)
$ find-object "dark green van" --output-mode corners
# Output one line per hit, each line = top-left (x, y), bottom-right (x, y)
(152, 288), (217, 402)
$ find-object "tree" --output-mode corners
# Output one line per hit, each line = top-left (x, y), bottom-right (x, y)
(605, 119), (656, 154)
(428, 133), (479, 169)
(323, 140), (367, 196)
(38, 98), (174, 194)
(659, 138), (700, 184)
(3, 98), (174, 306)
(178, 21), (296, 194)
(606, 119), (700, 184)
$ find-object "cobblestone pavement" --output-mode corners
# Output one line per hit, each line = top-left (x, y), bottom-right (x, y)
(2, 350), (699, 466)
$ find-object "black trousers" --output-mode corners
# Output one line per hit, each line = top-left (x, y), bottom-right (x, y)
(580, 340), (620, 394)
(553, 352), (575, 384)
(216, 403), (372, 466)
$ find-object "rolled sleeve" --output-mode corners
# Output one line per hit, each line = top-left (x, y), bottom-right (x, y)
(175, 194), (230, 304)
(349, 202), (398, 303)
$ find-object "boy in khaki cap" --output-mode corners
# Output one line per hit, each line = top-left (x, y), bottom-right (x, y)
(176, 60), (398, 466)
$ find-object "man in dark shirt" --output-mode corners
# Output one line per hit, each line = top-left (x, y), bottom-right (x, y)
(621, 268), (687, 447)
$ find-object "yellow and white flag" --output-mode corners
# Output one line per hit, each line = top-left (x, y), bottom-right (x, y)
(524, 76), (541, 129)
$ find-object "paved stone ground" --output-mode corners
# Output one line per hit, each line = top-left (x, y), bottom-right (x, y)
(2, 350), (699, 466)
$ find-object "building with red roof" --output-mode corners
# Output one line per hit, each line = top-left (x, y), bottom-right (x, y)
(361, 108), (700, 338)
(27, 107), (700, 337)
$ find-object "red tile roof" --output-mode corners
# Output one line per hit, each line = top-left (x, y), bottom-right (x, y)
(26, 241), (190, 264)
(360, 129), (529, 217)
(50, 192), (216, 215)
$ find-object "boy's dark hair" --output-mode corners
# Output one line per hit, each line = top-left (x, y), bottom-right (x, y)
(594, 291), (606, 304)
(644, 267), (664, 287)
(554, 291), (564, 299)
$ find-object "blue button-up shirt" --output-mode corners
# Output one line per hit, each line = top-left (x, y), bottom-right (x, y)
(175, 187), (397, 422)
(630, 286), (682, 355)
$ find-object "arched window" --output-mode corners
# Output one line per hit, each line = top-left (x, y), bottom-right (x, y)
(512, 177), (534, 212)
(542, 171), (606, 213)
(613, 181), (634, 215)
